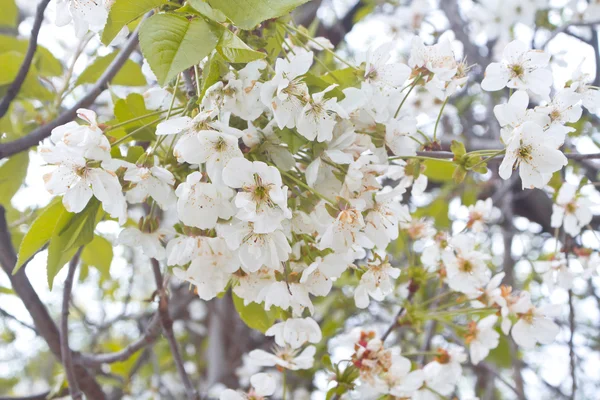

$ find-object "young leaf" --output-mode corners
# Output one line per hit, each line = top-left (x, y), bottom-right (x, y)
(0, 152), (28, 205)
(101, 0), (168, 45)
(187, 0), (226, 22)
(14, 200), (65, 273)
(0, 35), (62, 77)
(216, 29), (266, 63)
(139, 14), (221, 86)
(76, 53), (146, 87)
(112, 93), (158, 141)
(423, 159), (454, 182)
(81, 235), (114, 281)
(232, 293), (276, 333)
(206, 0), (309, 30)
(46, 200), (101, 289)
(200, 53), (226, 100)
(0, 0), (18, 28)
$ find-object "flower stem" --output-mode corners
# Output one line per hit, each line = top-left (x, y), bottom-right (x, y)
(151, 74), (182, 154)
(393, 75), (421, 119)
(432, 97), (448, 142)
(467, 149), (506, 170)
(106, 107), (184, 131)
(282, 170), (337, 205)
(284, 24), (355, 69)
(111, 116), (173, 147)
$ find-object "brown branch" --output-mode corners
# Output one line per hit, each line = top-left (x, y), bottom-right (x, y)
(0, 206), (106, 399)
(0, 306), (37, 333)
(76, 314), (162, 366)
(439, 0), (487, 72)
(568, 288), (577, 399)
(412, 150), (600, 161)
(381, 281), (418, 342)
(0, 0), (51, 119)
(151, 259), (199, 400)
(61, 249), (84, 400)
(0, 15), (147, 160)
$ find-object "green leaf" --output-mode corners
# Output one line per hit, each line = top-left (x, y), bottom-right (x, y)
(423, 159), (454, 182)
(232, 293), (276, 333)
(275, 127), (308, 154)
(125, 145), (146, 163)
(57, 200), (101, 251)
(76, 52), (146, 86)
(303, 73), (345, 100)
(14, 200), (65, 274)
(0, 35), (62, 77)
(206, 0), (309, 29)
(321, 68), (359, 89)
(47, 200), (101, 289)
(187, 0), (226, 22)
(101, 0), (168, 45)
(0, 152), (28, 205)
(450, 140), (466, 158)
(81, 235), (113, 281)
(216, 29), (266, 63)
(0, 51), (21, 85)
(263, 21), (286, 63)
(0, 51), (53, 101)
(139, 14), (221, 86)
(112, 93), (157, 141)
(452, 165), (467, 184)
(200, 52), (226, 100)
(0, 0), (18, 28)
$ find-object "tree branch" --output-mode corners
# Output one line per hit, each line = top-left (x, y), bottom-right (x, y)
(381, 281), (418, 342)
(0, 0), (51, 119)
(0, 16), (146, 160)
(61, 249), (84, 400)
(0, 306), (37, 333)
(0, 206), (106, 399)
(76, 314), (162, 366)
(411, 150), (600, 161)
(151, 259), (199, 400)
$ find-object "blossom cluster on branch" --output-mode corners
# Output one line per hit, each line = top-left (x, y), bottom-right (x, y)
(4, 0), (600, 399)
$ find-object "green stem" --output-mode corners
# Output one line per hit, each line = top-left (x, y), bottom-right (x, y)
(284, 24), (355, 69)
(416, 129), (430, 143)
(151, 74), (182, 154)
(432, 97), (449, 142)
(467, 149), (506, 170)
(420, 291), (453, 307)
(282, 171), (337, 205)
(393, 75), (421, 119)
(106, 108), (183, 131)
(389, 155), (454, 163)
(111, 116), (171, 147)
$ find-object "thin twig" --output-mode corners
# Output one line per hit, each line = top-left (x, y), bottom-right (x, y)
(76, 314), (162, 366)
(381, 282), (418, 342)
(61, 248), (84, 400)
(0, 14), (149, 160)
(0, 306), (37, 333)
(0, 0), (51, 119)
(151, 259), (199, 400)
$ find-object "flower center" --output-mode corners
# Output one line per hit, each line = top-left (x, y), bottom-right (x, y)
(459, 258), (474, 273)
(510, 64), (524, 79)
(518, 144), (533, 161)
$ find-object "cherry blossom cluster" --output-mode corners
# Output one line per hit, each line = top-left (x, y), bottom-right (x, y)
(38, 19), (600, 397)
